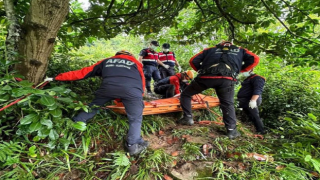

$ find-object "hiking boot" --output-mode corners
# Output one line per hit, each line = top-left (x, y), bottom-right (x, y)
(227, 129), (241, 139)
(176, 116), (194, 126)
(125, 142), (148, 156)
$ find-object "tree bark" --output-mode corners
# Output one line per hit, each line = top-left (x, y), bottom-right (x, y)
(15, 0), (69, 84)
(4, 0), (20, 62)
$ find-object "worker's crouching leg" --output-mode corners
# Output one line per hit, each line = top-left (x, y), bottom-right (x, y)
(122, 98), (148, 155)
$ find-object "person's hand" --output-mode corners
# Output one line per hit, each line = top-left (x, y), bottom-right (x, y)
(173, 93), (181, 97)
(178, 66), (182, 72)
(163, 64), (170, 69)
(44, 77), (54, 82)
(249, 100), (257, 109)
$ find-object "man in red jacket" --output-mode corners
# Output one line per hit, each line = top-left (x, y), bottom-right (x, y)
(46, 50), (148, 156)
(154, 70), (194, 98)
(178, 41), (260, 139)
(138, 41), (169, 94)
(158, 43), (182, 78)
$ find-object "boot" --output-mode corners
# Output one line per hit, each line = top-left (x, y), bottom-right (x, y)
(227, 129), (241, 139)
(125, 141), (149, 156)
(176, 116), (194, 125)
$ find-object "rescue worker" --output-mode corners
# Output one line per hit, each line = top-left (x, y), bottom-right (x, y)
(158, 43), (182, 78)
(44, 50), (148, 156)
(237, 69), (266, 134)
(154, 70), (194, 98)
(138, 41), (170, 94)
(178, 40), (260, 139)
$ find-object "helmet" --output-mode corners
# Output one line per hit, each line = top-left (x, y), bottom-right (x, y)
(162, 43), (170, 49)
(115, 50), (134, 56)
(184, 70), (194, 80)
(150, 41), (159, 46)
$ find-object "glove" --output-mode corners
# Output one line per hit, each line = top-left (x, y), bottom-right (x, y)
(178, 66), (182, 72)
(163, 64), (170, 69)
(249, 100), (257, 109)
(173, 93), (181, 97)
(44, 77), (54, 82)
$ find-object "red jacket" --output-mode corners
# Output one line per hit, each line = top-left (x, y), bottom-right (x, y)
(156, 73), (182, 95)
(55, 55), (145, 93)
(158, 52), (176, 66)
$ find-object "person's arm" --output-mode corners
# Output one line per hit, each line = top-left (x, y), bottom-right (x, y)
(55, 60), (104, 81)
(249, 77), (265, 108)
(138, 49), (147, 63)
(189, 48), (207, 71)
(251, 77), (265, 100)
(170, 77), (181, 95)
(157, 60), (169, 68)
(241, 48), (260, 72)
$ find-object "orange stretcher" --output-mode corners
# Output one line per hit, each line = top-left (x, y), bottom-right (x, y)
(106, 94), (220, 115)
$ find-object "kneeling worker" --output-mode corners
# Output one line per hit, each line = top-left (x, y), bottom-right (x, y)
(154, 70), (194, 98)
(237, 69), (266, 134)
(45, 50), (148, 156)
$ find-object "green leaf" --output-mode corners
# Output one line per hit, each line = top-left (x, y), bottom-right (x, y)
(19, 80), (33, 87)
(311, 159), (320, 173)
(49, 129), (59, 140)
(29, 121), (42, 132)
(20, 114), (39, 125)
(40, 119), (53, 129)
(2, 85), (12, 91)
(72, 122), (87, 131)
(57, 97), (73, 103)
(28, 145), (37, 158)
(308, 113), (317, 121)
(50, 108), (62, 118)
(305, 155), (312, 162)
(0, 94), (9, 102)
(39, 95), (56, 106)
(38, 128), (50, 138)
(48, 103), (58, 110)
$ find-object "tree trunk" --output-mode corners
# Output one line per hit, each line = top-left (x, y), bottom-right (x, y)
(15, 0), (69, 84)
(4, 0), (20, 62)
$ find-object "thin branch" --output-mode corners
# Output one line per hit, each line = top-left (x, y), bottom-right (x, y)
(261, 0), (320, 45)
(227, 13), (256, 24)
(105, 0), (115, 18)
(280, 0), (317, 33)
(194, 0), (206, 18)
(213, 0), (235, 39)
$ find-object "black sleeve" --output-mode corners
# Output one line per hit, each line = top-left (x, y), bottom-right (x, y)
(252, 77), (265, 95)
(139, 49), (147, 57)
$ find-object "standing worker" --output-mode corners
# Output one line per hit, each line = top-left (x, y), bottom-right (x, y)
(177, 40), (260, 139)
(237, 69), (266, 134)
(158, 43), (182, 78)
(154, 70), (193, 98)
(45, 50), (148, 156)
(138, 41), (170, 94)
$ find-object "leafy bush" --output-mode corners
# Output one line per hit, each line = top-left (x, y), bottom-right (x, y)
(258, 63), (320, 127)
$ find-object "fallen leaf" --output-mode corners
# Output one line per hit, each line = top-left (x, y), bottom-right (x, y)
(238, 162), (246, 170)
(311, 172), (320, 178)
(171, 151), (179, 157)
(276, 165), (286, 170)
(163, 174), (173, 180)
(158, 130), (165, 136)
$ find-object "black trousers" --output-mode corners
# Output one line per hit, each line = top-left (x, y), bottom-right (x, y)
(159, 66), (175, 79)
(238, 98), (264, 133)
(73, 86), (145, 145)
(180, 78), (236, 129)
(143, 65), (161, 91)
(154, 84), (175, 98)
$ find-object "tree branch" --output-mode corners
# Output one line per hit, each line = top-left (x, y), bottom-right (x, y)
(261, 0), (320, 45)
(280, 0), (317, 33)
(213, 0), (235, 39)
(194, 0), (206, 18)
